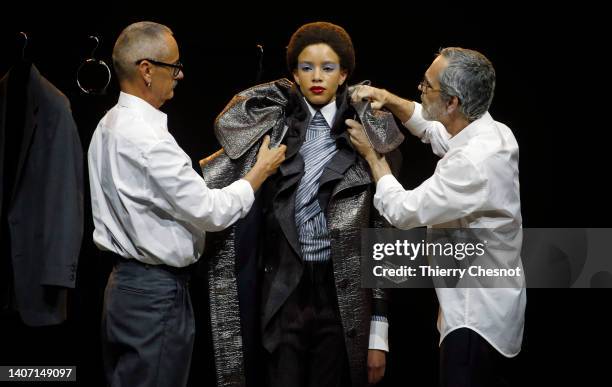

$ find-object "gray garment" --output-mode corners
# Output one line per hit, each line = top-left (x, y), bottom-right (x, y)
(101, 258), (195, 387)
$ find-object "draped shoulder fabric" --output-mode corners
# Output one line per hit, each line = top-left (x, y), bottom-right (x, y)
(214, 78), (294, 160)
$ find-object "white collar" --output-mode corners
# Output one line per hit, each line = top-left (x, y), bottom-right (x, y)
(305, 98), (337, 128)
(447, 112), (494, 149)
(117, 92), (168, 131)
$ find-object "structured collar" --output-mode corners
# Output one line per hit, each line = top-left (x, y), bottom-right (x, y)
(304, 98), (337, 128)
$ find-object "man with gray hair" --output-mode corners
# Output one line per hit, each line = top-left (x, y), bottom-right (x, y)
(346, 47), (524, 386)
(88, 21), (286, 386)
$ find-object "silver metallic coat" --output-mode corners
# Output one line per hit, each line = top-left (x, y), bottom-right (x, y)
(201, 79), (393, 387)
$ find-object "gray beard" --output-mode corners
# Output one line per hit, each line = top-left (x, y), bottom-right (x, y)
(422, 100), (445, 121)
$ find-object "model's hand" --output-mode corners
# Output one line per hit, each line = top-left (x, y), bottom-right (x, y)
(351, 85), (388, 110)
(367, 349), (386, 385)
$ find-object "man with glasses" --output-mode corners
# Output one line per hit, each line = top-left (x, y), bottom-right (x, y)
(347, 47), (524, 387)
(88, 21), (286, 386)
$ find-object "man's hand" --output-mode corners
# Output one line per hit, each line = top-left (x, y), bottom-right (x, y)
(367, 349), (386, 385)
(346, 119), (392, 182)
(346, 119), (377, 160)
(351, 85), (389, 110)
(243, 135), (286, 192)
(255, 135), (286, 177)
(352, 85), (415, 123)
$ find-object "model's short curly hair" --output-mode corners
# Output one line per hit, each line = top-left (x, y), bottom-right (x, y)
(287, 22), (355, 77)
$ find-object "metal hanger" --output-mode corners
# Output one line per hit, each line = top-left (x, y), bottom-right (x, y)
(19, 31), (28, 61)
(76, 35), (111, 95)
(255, 44), (264, 83)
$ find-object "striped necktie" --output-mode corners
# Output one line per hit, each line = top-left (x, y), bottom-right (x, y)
(294, 110), (338, 261)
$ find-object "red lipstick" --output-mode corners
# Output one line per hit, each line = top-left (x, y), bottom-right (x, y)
(310, 86), (326, 94)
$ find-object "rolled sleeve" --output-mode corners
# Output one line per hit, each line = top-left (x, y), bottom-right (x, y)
(373, 174), (403, 215)
(376, 174), (402, 195)
(403, 103), (450, 157)
(403, 102), (427, 138)
(227, 179), (255, 218)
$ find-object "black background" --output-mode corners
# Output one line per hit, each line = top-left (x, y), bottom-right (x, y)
(1, 3), (609, 386)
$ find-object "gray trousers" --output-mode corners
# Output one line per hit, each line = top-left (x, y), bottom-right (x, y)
(101, 257), (195, 387)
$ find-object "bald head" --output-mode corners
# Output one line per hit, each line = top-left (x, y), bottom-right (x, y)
(112, 21), (173, 82)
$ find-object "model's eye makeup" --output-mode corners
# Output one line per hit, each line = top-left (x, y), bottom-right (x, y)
(298, 63), (313, 72)
(322, 63), (339, 72)
(297, 62), (339, 72)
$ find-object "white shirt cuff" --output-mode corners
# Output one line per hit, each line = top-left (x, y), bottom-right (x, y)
(403, 102), (426, 137)
(368, 320), (389, 352)
(230, 179), (255, 217)
(376, 174), (401, 195)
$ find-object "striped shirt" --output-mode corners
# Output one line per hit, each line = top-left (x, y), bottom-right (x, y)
(295, 101), (338, 262)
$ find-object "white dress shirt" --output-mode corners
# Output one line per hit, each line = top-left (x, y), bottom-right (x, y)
(303, 99), (389, 352)
(374, 103), (525, 357)
(88, 92), (254, 267)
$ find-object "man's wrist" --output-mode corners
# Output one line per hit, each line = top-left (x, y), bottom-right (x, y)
(380, 89), (389, 108)
(365, 151), (384, 165)
(244, 163), (267, 191)
(369, 154), (392, 182)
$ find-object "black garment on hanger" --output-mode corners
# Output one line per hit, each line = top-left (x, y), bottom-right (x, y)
(1, 60), (30, 313)
(0, 63), (83, 326)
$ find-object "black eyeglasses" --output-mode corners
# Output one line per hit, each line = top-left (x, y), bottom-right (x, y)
(135, 58), (183, 77)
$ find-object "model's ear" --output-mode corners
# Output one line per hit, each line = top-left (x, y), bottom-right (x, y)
(338, 69), (348, 86)
(292, 70), (300, 86)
